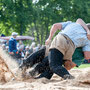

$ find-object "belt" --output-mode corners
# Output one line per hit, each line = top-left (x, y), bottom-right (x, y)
(61, 34), (76, 49)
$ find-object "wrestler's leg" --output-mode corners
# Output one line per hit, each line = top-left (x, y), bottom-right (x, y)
(19, 46), (46, 69)
(49, 49), (74, 79)
(29, 56), (50, 77)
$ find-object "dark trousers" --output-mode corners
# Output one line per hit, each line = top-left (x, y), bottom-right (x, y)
(23, 47), (70, 79)
(48, 49), (70, 78)
(23, 46), (46, 67)
(34, 56), (49, 73)
(36, 49), (70, 79)
(34, 56), (53, 79)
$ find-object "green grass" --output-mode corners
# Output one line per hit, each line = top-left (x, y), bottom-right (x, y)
(74, 64), (90, 69)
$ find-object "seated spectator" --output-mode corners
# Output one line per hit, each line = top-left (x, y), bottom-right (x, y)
(31, 42), (35, 47)
(34, 44), (41, 51)
(13, 45), (24, 65)
(1, 40), (6, 45)
(37, 44), (41, 49)
(28, 42), (36, 54)
(5, 40), (9, 46)
(5, 46), (9, 52)
(2, 44), (6, 50)
(24, 46), (30, 58)
(9, 32), (18, 55)
(17, 40), (24, 50)
(18, 45), (25, 59)
(30, 42), (36, 52)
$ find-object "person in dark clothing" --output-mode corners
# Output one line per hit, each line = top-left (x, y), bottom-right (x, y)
(8, 32), (22, 64)
(1, 34), (5, 37)
(9, 32), (18, 55)
(20, 46), (77, 79)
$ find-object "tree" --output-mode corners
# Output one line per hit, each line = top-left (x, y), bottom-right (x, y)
(0, 0), (90, 44)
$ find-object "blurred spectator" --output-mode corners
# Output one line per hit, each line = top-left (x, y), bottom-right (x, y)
(24, 46), (31, 58)
(18, 45), (25, 58)
(37, 44), (41, 49)
(25, 46), (30, 52)
(41, 45), (45, 48)
(5, 46), (9, 52)
(0, 34), (6, 46)
(9, 32), (18, 55)
(5, 40), (9, 46)
(30, 42), (36, 52)
(1, 40), (6, 45)
(29, 42), (35, 53)
(83, 59), (90, 64)
(2, 44), (6, 50)
(83, 59), (88, 63)
(17, 40), (24, 50)
(34, 44), (41, 51)
(30, 42), (36, 48)
(1, 34), (5, 37)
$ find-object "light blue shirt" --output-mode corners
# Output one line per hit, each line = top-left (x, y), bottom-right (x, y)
(59, 21), (90, 51)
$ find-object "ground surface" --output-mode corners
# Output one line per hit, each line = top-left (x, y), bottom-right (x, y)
(0, 67), (90, 90)
(0, 47), (90, 90)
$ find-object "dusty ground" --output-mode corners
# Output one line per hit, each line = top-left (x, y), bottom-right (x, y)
(0, 47), (90, 90)
(0, 68), (90, 90)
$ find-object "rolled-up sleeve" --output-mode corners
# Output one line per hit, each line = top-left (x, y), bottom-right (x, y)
(61, 21), (72, 30)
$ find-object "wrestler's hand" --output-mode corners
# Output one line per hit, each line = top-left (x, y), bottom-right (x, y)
(45, 38), (51, 45)
(64, 60), (77, 70)
(87, 31), (90, 40)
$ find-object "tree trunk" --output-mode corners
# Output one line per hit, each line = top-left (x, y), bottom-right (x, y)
(45, 17), (49, 41)
(33, 20), (40, 44)
(20, 22), (23, 35)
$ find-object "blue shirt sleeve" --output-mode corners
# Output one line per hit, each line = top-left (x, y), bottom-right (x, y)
(82, 41), (90, 51)
(61, 21), (72, 30)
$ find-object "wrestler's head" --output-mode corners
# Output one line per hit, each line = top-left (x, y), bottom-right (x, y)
(86, 23), (90, 30)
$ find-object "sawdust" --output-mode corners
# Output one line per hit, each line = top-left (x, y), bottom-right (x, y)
(0, 47), (90, 90)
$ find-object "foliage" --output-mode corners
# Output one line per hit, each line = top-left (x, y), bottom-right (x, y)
(0, 0), (90, 44)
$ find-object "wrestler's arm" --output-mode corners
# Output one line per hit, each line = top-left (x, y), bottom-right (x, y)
(76, 18), (90, 39)
(83, 51), (90, 60)
(45, 23), (62, 45)
(76, 19), (90, 60)
(76, 18), (89, 33)
(83, 42), (90, 60)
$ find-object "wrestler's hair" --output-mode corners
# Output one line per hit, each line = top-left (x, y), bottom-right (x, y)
(86, 23), (90, 30)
